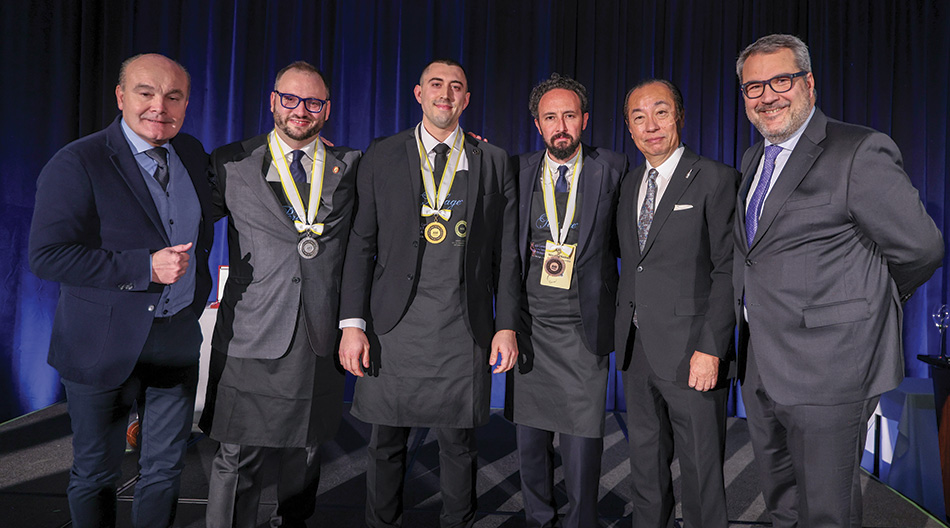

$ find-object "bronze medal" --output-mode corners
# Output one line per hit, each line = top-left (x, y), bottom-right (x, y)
(424, 221), (447, 244)
(297, 235), (320, 259)
(544, 254), (565, 277)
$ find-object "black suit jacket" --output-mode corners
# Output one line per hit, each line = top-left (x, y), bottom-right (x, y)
(616, 147), (738, 382)
(340, 128), (521, 347)
(516, 146), (627, 355)
(734, 108), (943, 405)
(29, 116), (213, 387)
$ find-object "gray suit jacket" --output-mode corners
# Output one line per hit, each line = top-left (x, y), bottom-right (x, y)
(210, 134), (360, 359)
(616, 147), (738, 382)
(734, 108), (944, 405)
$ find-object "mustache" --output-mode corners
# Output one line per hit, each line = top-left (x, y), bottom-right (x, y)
(551, 132), (573, 142)
(755, 101), (789, 112)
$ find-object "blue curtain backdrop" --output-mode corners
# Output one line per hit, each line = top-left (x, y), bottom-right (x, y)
(1, 0), (948, 423)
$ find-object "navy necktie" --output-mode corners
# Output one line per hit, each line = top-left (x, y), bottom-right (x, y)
(290, 150), (307, 192)
(145, 147), (169, 191)
(745, 145), (782, 247)
(555, 165), (569, 193)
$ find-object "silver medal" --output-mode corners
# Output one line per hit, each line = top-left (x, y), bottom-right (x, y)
(297, 236), (320, 259)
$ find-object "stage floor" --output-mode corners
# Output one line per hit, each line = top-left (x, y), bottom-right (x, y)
(0, 403), (945, 527)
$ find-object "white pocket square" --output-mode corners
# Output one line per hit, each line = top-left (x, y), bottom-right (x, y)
(673, 204), (693, 211)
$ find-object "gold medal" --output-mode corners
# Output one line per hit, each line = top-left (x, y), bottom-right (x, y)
(454, 220), (468, 238)
(424, 221), (447, 244)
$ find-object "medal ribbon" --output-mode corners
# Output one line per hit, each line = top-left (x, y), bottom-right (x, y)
(541, 151), (583, 252)
(267, 131), (326, 235)
(415, 124), (464, 222)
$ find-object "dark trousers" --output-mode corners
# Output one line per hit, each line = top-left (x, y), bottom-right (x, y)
(62, 311), (200, 528)
(366, 424), (477, 528)
(742, 344), (877, 528)
(622, 334), (728, 528)
(516, 424), (603, 528)
(206, 442), (322, 528)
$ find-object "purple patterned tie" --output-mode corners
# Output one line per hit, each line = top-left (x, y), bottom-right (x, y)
(745, 145), (782, 247)
(637, 169), (659, 251)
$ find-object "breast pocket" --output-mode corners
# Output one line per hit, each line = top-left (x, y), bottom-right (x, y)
(785, 193), (831, 211)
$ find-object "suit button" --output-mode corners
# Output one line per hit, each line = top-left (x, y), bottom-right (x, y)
(407, 274), (414, 281)
(745, 259), (753, 266)
(147, 305), (155, 312)
(636, 266), (643, 272)
(629, 301), (634, 308)
(292, 277), (301, 284)
(412, 241), (419, 248)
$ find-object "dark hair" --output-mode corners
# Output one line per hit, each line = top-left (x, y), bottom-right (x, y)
(274, 60), (331, 99)
(736, 34), (812, 80)
(118, 53), (191, 96)
(419, 58), (468, 88)
(622, 78), (685, 129)
(528, 73), (589, 119)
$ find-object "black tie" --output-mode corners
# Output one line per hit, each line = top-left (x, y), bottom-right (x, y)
(433, 143), (450, 179)
(145, 147), (169, 191)
(290, 150), (308, 193)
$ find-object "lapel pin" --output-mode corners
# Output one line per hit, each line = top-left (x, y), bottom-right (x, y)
(332, 166), (340, 174)
(686, 169), (693, 179)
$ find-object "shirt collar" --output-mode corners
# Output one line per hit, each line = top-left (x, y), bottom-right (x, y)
(646, 144), (685, 179)
(765, 106), (816, 152)
(270, 130), (321, 162)
(120, 118), (171, 155)
(544, 146), (582, 175)
(419, 122), (461, 154)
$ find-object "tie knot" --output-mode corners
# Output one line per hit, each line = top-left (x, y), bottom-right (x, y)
(764, 144), (782, 162)
(557, 165), (569, 179)
(145, 147), (168, 168)
(291, 150), (305, 164)
(647, 168), (659, 181)
(433, 143), (450, 157)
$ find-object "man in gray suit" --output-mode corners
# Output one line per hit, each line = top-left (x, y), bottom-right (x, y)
(615, 79), (737, 528)
(735, 34), (944, 528)
(200, 61), (359, 528)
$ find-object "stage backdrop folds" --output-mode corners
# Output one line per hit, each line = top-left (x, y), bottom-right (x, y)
(2, 0), (948, 422)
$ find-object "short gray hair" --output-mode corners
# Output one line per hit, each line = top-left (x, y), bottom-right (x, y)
(736, 34), (812, 80)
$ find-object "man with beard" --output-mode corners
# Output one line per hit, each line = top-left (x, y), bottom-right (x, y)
(339, 59), (520, 528)
(29, 53), (213, 527)
(615, 79), (737, 528)
(200, 61), (359, 528)
(734, 34), (943, 527)
(504, 73), (626, 528)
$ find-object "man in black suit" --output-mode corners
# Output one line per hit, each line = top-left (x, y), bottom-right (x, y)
(508, 73), (626, 528)
(615, 79), (738, 528)
(734, 34), (943, 528)
(200, 61), (359, 528)
(29, 53), (213, 528)
(338, 59), (521, 528)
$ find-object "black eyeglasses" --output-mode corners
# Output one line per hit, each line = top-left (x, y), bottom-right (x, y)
(273, 91), (327, 113)
(740, 71), (808, 99)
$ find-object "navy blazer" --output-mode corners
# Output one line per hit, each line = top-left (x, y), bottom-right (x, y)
(29, 116), (213, 387)
(516, 145), (627, 355)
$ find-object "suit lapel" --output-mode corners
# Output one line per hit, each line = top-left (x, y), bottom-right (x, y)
(519, 150), (544, 271)
(231, 136), (296, 230)
(316, 146), (347, 223)
(404, 132), (423, 220)
(575, 146), (603, 259)
(736, 142), (763, 252)
(639, 148), (700, 260)
(105, 119), (169, 245)
(748, 110), (826, 250)
(464, 137), (482, 230)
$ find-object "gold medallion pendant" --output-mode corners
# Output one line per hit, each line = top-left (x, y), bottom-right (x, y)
(424, 221), (447, 244)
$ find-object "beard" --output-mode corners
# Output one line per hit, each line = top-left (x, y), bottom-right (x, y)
(545, 132), (580, 161)
(748, 96), (812, 144)
(274, 110), (321, 142)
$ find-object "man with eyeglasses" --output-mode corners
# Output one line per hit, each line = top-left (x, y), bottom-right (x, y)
(338, 59), (520, 528)
(734, 34), (943, 528)
(200, 60), (360, 528)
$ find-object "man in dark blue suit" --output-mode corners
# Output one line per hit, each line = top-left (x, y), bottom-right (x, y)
(507, 73), (627, 528)
(29, 53), (213, 528)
